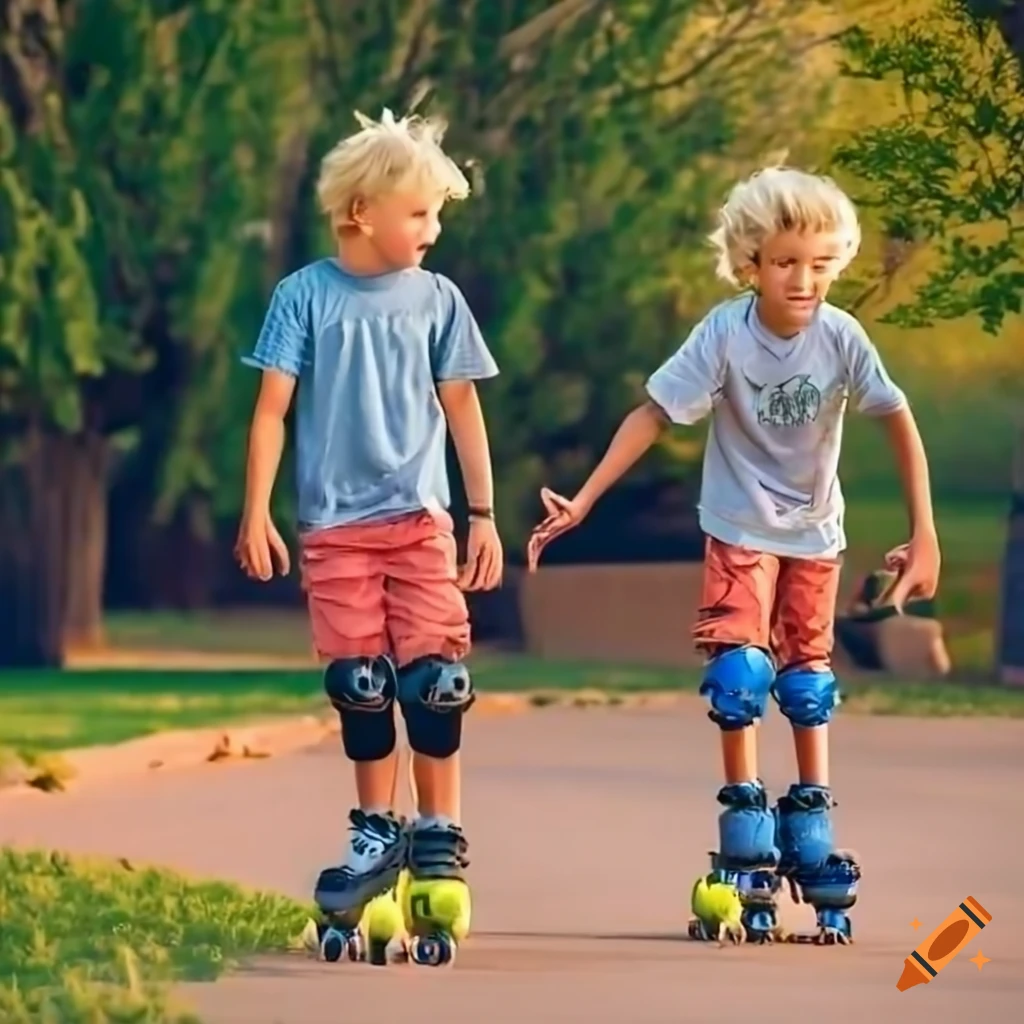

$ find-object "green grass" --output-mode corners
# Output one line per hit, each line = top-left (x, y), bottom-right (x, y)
(105, 609), (314, 658)
(0, 847), (309, 1023)
(842, 495), (1008, 569)
(0, 671), (324, 755)
(842, 494), (1009, 671)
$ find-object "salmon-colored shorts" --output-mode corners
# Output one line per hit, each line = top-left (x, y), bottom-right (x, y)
(299, 510), (470, 667)
(693, 536), (842, 672)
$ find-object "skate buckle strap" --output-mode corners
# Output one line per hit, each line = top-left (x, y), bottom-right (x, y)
(408, 825), (470, 878)
(350, 808), (400, 840)
(782, 783), (834, 812)
(716, 780), (769, 810)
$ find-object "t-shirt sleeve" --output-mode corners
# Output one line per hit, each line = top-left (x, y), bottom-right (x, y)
(644, 312), (726, 425)
(241, 276), (311, 378)
(431, 275), (500, 381)
(842, 317), (907, 416)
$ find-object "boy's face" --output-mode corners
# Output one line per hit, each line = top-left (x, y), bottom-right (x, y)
(749, 229), (849, 334)
(360, 189), (445, 271)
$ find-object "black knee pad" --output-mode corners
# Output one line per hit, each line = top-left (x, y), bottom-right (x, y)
(324, 656), (397, 761)
(397, 656), (474, 759)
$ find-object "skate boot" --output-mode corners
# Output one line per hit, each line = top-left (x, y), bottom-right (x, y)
(308, 808), (408, 962)
(303, 873), (411, 966)
(775, 783), (861, 945)
(401, 818), (471, 967)
(689, 780), (784, 945)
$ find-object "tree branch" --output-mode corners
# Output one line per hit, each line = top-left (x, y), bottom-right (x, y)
(963, 0), (1024, 75)
(497, 0), (607, 60)
(612, 0), (766, 102)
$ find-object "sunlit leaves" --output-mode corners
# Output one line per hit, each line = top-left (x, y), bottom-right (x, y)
(834, 1), (1023, 335)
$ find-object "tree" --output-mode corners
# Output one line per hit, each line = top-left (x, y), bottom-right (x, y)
(0, 0), (302, 664)
(834, 1), (1023, 332)
(832, 0), (1023, 678)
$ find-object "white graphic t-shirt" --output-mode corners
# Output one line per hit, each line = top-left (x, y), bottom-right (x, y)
(645, 294), (907, 559)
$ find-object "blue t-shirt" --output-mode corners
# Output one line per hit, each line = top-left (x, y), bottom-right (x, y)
(243, 258), (499, 531)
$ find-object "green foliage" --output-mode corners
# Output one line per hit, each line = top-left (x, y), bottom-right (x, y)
(0, 146), (106, 433)
(833, 0), (1024, 335)
(0, 847), (308, 1022)
(0, 0), (302, 460)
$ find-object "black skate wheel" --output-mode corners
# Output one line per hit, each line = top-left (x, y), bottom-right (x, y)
(367, 938), (389, 966)
(411, 934), (454, 967)
(345, 933), (365, 961)
(322, 927), (345, 963)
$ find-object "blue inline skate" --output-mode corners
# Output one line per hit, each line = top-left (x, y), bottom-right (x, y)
(690, 780), (785, 945)
(775, 783), (861, 945)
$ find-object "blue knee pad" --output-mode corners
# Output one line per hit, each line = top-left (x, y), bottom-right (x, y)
(716, 781), (780, 869)
(324, 656), (397, 762)
(397, 656), (474, 759)
(771, 668), (839, 728)
(699, 646), (775, 731)
(775, 784), (860, 911)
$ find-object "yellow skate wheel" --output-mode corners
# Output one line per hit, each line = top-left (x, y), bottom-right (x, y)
(359, 880), (408, 964)
(402, 877), (471, 944)
(362, 886), (405, 943)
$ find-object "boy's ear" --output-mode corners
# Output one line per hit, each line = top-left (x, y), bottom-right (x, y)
(349, 196), (373, 235)
(737, 261), (759, 288)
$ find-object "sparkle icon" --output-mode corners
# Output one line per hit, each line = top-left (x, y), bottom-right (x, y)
(969, 950), (991, 971)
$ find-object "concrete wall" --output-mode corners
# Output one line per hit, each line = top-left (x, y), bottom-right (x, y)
(518, 563), (707, 668)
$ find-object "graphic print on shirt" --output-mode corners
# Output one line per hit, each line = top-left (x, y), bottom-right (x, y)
(748, 374), (823, 428)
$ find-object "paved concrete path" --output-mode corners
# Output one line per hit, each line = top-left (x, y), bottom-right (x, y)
(3, 702), (1022, 1023)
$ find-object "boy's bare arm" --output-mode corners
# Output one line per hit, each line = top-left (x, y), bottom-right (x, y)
(437, 380), (494, 510)
(879, 404), (941, 608)
(881, 405), (936, 540)
(575, 400), (669, 510)
(525, 400), (669, 571)
(242, 370), (297, 521)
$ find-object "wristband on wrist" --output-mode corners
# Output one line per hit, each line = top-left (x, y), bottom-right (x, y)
(468, 506), (494, 521)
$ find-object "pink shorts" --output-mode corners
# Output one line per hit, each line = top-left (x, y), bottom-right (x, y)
(299, 510), (470, 667)
(693, 536), (842, 672)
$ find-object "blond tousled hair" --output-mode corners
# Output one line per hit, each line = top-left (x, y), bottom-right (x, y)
(708, 166), (862, 286)
(316, 108), (471, 234)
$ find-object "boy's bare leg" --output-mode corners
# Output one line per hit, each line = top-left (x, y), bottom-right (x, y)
(721, 724), (759, 783)
(411, 751), (461, 822)
(355, 753), (401, 811)
(791, 724), (828, 786)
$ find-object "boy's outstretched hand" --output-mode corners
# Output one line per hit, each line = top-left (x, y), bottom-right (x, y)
(526, 488), (590, 572)
(883, 531), (941, 612)
(235, 512), (291, 581)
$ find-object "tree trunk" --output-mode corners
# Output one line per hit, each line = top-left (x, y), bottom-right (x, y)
(0, 463), (49, 666)
(997, 423), (1024, 684)
(58, 433), (111, 649)
(971, 0), (1024, 682)
(0, 429), (110, 667)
